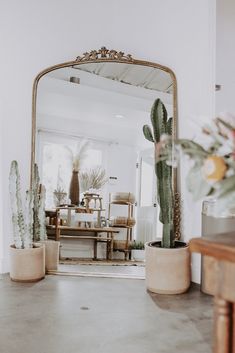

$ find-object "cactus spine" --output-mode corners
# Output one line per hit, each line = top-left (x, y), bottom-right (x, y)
(143, 99), (174, 248)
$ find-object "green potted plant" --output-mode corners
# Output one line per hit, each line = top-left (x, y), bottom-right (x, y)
(131, 241), (145, 261)
(32, 164), (60, 272)
(158, 113), (235, 295)
(9, 161), (60, 281)
(143, 99), (190, 294)
(9, 161), (45, 282)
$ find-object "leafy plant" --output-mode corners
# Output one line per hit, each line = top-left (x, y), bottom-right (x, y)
(143, 98), (174, 248)
(158, 114), (235, 212)
(130, 241), (145, 250)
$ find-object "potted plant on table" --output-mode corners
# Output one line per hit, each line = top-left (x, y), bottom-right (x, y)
(143, 99), (191, 294)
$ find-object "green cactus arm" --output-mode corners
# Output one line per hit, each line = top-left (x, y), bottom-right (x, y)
(32, 163), (40, 242)
(143, 125), (154, 142)
(38, 185), (47, 241)
(24, 190), (34, 248)
(166, 117), (173, 135)
(9, 161), (24, 248)
(151, 99), (168, 142)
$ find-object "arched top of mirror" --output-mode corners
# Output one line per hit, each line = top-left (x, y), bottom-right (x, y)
(31, 47), (178, 201)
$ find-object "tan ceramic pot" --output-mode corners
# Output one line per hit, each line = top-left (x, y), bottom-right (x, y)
(39, 240), (60, 271)
(145, 241), (191, 294)
(10, 243), (45, 282)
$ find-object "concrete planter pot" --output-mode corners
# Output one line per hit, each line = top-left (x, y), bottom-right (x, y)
(39, 240), (60, 271)
(145, 241), (191, 294)
(132, 249), (145, 261)
(10, 243), (45, 282)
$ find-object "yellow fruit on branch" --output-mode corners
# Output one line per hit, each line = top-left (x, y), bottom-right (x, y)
(203, 155), (227, 182)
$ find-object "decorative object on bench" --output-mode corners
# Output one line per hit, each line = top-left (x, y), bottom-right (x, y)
(53, 186), (67, 207)
(66, 139), (90, 206)
(83, 193), (104, 226)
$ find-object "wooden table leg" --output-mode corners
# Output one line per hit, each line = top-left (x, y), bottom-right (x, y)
(214, 297), (232, 353)
(110, 233), (114, 260)
(233, 304), (235, 353)
(93, 232), (98, 260)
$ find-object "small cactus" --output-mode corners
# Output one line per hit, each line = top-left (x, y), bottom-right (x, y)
(143, 99), (174, 248)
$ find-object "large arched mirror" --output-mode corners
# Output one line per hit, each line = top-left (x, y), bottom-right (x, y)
(31, 47), (178, 276)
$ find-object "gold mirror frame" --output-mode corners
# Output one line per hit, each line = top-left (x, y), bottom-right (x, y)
(31, 47), (180, 237)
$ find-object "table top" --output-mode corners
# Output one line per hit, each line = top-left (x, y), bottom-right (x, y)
(189, 232), (235, 263)
(58, 226), (120, 233)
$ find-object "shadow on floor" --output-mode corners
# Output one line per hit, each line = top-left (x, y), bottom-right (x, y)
(148, 283), (213, 346)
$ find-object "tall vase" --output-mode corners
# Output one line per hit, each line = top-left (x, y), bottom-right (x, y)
(69, 170), (80, 205)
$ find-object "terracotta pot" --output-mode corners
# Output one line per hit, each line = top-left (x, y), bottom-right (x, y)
(39, 240), (60, 271)
(145, 241), (191, 294)
(10, 243), (45, 282)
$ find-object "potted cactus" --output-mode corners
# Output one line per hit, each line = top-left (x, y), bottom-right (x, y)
(9, 161), (60, 281)
(143, 99), (191, 294)
(9, 161), (45, 282)
(32, 164), (60, 272)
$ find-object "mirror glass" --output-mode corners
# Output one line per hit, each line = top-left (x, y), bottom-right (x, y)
(34, 56), (175, 268)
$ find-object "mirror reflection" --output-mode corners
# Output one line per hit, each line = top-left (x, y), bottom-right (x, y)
(35, 60), (174, 269)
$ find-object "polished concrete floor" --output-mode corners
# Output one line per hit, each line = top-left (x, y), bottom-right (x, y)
(0, 275), (213, 353)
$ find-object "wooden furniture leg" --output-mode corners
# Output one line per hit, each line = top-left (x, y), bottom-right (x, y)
(214, 297), (232, 353)
(93, 232), (98, 260)
(233, 304), (235, 353)
(110, 233), (114, 260)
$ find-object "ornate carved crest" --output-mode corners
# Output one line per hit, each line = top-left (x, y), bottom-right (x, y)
(76, 47), (134, 62)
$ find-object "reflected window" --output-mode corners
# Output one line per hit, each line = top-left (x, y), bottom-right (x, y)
(140, 157), (155, 207)
(39, 134), (103, 208)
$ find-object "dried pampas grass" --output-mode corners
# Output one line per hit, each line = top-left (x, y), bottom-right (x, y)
(80, 166), (108, 192)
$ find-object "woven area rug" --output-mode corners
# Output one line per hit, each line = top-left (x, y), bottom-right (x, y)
(59, 258), (145, 266)
(48, 259), (145, 279)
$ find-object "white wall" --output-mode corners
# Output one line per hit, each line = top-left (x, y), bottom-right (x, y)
(0, 0), (216, 281)
(216, 0), (235, 114)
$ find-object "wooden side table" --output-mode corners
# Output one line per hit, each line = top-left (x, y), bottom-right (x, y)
(190, 232), (235, 353)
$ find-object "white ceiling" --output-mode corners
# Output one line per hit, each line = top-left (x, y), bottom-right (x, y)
(37, 66), (173, 149)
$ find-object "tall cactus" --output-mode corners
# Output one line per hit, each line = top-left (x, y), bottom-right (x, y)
(38, 185), (47, 241)
(32, 164), (41, 241)
(9, 161), (25, 248)
(143, 99), (174, 248)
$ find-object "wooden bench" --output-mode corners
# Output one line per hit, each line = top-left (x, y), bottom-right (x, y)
(48, 225), (119, 260)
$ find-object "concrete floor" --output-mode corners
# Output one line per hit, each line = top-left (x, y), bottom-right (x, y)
(0, 275), (213, 353)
